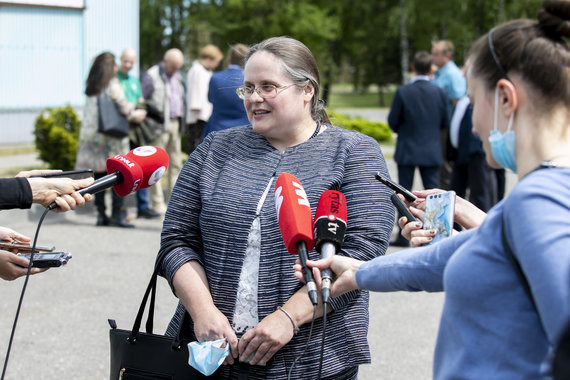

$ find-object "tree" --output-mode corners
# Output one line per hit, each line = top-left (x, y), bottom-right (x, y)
(139, 0), (544, 95)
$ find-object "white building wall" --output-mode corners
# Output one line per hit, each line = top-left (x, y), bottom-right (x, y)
(0, 0), (139, 145)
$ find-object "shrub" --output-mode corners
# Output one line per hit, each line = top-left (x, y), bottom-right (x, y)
(329, 111), (393, 143)
(34, 106), (81, 170)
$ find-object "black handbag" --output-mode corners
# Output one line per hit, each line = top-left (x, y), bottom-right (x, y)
(98, 94), (130, 138)
(108, 249), (207, 379)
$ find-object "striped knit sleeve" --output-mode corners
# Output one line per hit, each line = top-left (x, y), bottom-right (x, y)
(158, 134), (212, 292)
(328, 132), (395, 311)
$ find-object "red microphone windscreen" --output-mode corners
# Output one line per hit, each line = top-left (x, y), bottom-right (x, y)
(314, 190), (347, 225)
(126, 146), (170, 189)
(106, 154), (144, 197)
(274, 172), (314, 253)
(105, 146), (169, 197)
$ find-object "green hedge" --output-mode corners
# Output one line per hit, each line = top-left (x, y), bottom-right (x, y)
(34, 106), (81, 170)
(329, 111), (392, 143)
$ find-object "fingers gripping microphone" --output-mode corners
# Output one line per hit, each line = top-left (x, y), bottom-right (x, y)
(313, 190), (347, 304)
(47, 146), (169, 210)
(275, 172), (318, 306)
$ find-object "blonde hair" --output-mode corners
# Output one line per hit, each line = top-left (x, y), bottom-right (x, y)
(200, 44), (223, 62)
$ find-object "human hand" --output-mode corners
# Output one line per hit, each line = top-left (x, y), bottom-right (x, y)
(411, 189), (486, 230)
(0, 250), (48, 281)
(129, 109), (147, 124)
(191, 305), (239, 365)
(16, 169), (62, 178)
(238, 310), (294, 366)
(0, 226), (30, 244)
(25, 177), (94, 211)
(294, 256), (362, 298)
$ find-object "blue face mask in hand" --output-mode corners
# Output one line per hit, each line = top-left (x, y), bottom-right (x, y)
(188, 338), (230, 376)
(488, 87), (517, 173)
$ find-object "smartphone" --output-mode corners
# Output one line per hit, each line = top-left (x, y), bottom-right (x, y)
(375, 172), (417, 202)
(0, 241), (55, 253)
(423, 191), (456, 244)
(29, 169), (94, 180)
(19, 252), (72, 268)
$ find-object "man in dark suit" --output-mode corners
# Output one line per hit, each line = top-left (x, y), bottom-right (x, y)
(388, 51), (449, 246)
(388, 51), (450, 191)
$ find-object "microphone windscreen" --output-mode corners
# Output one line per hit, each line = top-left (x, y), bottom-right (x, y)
(126, 146), (170, 189)
(106, 154), (144, 197)
(274, 172), (314, 253)
(313, 190), (347, 251)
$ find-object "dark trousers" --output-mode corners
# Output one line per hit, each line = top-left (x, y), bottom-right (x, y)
(94, 171), (124, 219)
(397, 165), (440, 191)
(129, 139), (150, 212)
(185, 120), (206, 155)
(451, 153), (492, 212)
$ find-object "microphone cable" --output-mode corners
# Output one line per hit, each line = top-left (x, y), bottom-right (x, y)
(317, 302), (329, 379)
(1, 206), (50, 380)
(287, 305), (317, 380)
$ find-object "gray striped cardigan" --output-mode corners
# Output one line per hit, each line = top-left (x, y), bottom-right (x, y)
(159, 124), (394, 379)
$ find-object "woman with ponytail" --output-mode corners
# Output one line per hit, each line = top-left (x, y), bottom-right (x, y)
(300, 1), (570, 378)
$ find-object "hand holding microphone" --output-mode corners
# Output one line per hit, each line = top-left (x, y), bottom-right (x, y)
(47, 146), (169, 210)
(274, 172), (318, 306)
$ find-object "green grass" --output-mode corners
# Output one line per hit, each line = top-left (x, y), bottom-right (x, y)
(327, 86), (395, 108)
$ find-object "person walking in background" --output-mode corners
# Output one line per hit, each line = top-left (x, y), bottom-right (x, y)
(75, 52), (146, 228)
(117, 48), (161, 220)
(185, 44), (223, 153)
(431, 40), (467, 190)
(449, 59), (492, 212)
(141, 48), (185, 216)
(388, 51), (449, 246)
(202, 43), (250, 140)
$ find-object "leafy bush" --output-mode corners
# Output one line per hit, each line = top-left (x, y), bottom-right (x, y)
(34, 106), (81, 170)
(329, 111), (393, 143)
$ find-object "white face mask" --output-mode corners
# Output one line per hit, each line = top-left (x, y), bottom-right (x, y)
(488, 87), (517, 173)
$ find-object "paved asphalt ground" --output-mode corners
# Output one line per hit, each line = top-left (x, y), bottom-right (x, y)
(0, 108), (516, 379)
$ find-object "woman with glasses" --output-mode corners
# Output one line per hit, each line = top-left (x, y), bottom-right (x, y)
(298, 1), (570, 378)
(158, 36), (394, 379)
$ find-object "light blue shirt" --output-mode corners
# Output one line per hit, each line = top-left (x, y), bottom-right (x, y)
(356, 168), (570, 379)
(433, 61), (466, 112)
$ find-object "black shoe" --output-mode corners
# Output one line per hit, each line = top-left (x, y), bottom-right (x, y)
(390, 237), (410, 247)
(96, 215), (109, 226)
(108, 218), (135, 228)
(137, 208), (162, 219)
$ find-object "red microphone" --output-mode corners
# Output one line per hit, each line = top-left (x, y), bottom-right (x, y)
(313, 190), (347, 304)
(274, 172), (318, 305)
(47, 146), (169, 210)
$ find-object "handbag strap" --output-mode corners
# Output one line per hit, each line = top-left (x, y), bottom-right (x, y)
(129, 241), (192, 344)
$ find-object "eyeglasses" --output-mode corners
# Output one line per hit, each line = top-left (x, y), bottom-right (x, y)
(236, 84), (296, 100)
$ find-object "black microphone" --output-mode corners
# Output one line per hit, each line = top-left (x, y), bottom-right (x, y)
(313, 190), (347, 304)
(390, 193), (417, 223)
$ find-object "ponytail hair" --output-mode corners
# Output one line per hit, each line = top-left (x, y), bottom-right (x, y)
(468, 0), (570, 111)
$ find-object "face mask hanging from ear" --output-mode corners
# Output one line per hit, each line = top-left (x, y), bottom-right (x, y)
(488, 87), (517, 173)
